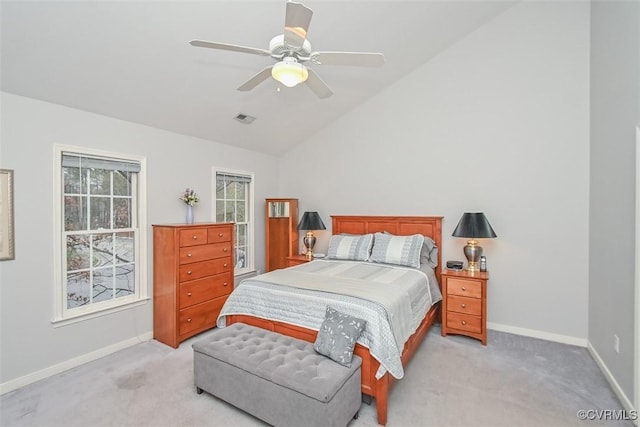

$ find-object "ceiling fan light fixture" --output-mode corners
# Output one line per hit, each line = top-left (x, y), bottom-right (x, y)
(272, 57), (308, 88)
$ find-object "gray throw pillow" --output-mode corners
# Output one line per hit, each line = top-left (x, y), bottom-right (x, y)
(314, 306), (367, 367)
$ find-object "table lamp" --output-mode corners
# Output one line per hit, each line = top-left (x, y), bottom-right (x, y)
(298, 211), (326, 260)
(452, 212), (497, 272)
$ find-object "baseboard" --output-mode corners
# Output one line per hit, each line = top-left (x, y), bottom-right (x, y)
(487, 321), (588, 347)
(587, 342), (637, 420)
(0, 331), (153, 395)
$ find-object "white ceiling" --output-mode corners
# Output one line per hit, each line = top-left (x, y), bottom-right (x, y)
(1, 0), (515, 155)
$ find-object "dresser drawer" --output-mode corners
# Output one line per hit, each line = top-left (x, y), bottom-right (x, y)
(179, 228), (208, 247)
(447, 278), (482, 299)
(179, 297), (227, 336)
(446, 312), (482, 334)
(179, 242), (232, 264)
(179, 257), (232, 282)
(447, 295), (481, 316)
(179, 274), (232, 309)
(208, 227), (232, 243)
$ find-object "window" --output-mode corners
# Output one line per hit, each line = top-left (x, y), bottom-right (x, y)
(214, 170), (254, 276)
(53, 146), (147, 323)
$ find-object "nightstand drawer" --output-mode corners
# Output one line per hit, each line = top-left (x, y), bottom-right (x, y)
(446, 312), (482, 334)
(447, 278), (482, 299)
(447, 295), (481, 315)
(286, 255), (310, 267)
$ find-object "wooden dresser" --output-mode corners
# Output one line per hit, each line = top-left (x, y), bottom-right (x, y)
(441, 269), (489, 345)
(153, 223), (234, 348)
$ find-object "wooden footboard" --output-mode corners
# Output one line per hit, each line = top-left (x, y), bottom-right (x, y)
(226, 302), (439, 426)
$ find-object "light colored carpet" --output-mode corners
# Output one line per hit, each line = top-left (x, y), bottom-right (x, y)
(1, 326), (632, 427)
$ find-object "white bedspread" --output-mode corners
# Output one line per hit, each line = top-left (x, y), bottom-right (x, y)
(217, 260), (441, 379)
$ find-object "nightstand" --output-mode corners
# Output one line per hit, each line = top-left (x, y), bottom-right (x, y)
(285, 254), (311, 267)
(440, 269), (489, 345)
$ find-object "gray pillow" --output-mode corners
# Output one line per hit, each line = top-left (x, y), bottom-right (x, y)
(369, 232), (424, 268)
(381, 231), (438, 269)
(314, 306), (367, 367)
(326, 233), (373, 261)
(421, 236), (438, 269)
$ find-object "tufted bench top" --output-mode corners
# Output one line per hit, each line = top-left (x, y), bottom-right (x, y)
(192, 323), (361, 403)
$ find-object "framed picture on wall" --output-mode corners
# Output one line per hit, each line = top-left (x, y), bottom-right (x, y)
(0, 169), (15, 260)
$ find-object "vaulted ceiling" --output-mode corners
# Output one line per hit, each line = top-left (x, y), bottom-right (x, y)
(1, 1), (515, 155)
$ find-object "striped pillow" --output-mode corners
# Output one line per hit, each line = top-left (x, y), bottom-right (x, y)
(327, 234), (373, 261)
(369, 232), (424, 268)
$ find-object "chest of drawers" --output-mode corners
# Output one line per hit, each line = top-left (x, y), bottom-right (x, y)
(153, 223), (234, 348)
(441, 269), (489, 345)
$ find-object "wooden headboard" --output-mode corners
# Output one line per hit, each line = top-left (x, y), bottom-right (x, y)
(331, 215), (443, 285)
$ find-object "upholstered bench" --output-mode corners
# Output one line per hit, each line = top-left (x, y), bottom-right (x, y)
(192, 322), (362, 427)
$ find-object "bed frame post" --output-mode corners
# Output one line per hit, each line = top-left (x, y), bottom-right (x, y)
(376, 376), (389, 426)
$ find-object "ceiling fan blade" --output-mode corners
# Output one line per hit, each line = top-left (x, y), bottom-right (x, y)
(305, 69), (333, 99)
(284, 1), (313, 50)
(190, 40), (271, 57)
(237, 66), (274, 91)
(310, 51), (385, 67)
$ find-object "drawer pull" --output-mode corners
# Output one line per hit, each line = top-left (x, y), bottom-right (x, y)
(187, 318), (192, 323)
(218, 233), (223, 237)
(192, 235), (198, 240)
(223, 263), (228, 268)
(461, 320), (467, 326)
(187, 292), (192, 297)
(461, 287), (466, 291)
(187, 270), (192, 275)
(223, 247), (228, 252)
(223, 282), (228, 287)
(461, 303), (466, 308)
(187, 253), (192, 258)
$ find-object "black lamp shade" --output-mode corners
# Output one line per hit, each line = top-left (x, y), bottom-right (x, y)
(452, 213), (497, 239)
(298, 211), (326, 231)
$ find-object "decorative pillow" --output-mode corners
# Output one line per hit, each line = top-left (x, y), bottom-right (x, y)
(314, 306), (367, 367)
(369, 232), (424, 268)
(326, 234), (373, 261)
(420, 237), (438, 269)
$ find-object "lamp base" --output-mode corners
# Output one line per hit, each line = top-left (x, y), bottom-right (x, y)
(303, 232), (316, 261)
(463, 240), (483, 273)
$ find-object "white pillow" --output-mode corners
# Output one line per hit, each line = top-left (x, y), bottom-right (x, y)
(327, 234), (373, 261)
(369, 232), (424, 268)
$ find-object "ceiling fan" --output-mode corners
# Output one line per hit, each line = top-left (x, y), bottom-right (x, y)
(190, 1), (385, 99)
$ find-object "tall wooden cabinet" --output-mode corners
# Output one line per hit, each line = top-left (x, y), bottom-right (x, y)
(265, 198), (298, 272)
(153, 222), (234, 348)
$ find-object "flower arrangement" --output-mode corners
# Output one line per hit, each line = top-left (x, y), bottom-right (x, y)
(180, 188), (199, 206)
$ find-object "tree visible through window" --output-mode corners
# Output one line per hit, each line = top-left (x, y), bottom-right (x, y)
(215, 171), (254, 275)
(58, 151), (144, 318)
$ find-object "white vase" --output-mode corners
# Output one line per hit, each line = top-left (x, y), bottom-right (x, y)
(186, 205), (194, 224)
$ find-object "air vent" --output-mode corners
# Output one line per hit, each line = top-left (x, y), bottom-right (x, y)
(233, 113), (256, 124)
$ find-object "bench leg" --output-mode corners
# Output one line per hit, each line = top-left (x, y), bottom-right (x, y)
(196, 387), (204, 395)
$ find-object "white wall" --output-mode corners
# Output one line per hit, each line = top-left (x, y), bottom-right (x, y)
(589, 0), (639, 409)
(0, 93), (279, 390)
(279, 2), (590, 342)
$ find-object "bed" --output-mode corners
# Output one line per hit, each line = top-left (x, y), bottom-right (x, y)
(218, 215), (443, 425)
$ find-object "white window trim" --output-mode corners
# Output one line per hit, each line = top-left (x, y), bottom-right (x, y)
(212, 167), (255, 277)
(52, 144), (149, 325)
